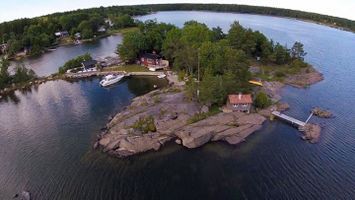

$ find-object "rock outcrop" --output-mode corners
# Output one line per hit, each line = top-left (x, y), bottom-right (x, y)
(97, 87), (266, 157)
(302, 123), (321, 143)
(312, 107), (333, 118)
(285, 66), (324, 88)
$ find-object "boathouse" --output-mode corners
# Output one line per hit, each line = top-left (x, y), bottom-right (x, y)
(226, 93), (253, 113)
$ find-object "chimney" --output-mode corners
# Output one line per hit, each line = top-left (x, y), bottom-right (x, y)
(238, 93), (242, 100)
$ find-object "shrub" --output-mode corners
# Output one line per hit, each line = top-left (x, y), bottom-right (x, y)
(131, 116), (157, 133)
(254, 92), (271, 109)
(291, 59), (308, 68)
(275, 71), (285, 77)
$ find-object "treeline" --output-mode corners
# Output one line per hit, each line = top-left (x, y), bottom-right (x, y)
(0, 6), (147, 57)
(118, 20), (307, 106)
(1, 3), (353, 58)
(0, 58), (36, 90)
(136, 4), (355, 32)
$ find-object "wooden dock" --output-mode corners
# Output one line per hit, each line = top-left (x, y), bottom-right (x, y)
(64, 71), (164, 79)
(271, 111), (310, 127)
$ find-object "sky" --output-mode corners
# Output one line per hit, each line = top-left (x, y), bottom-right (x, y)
(0, 0), (354, 23)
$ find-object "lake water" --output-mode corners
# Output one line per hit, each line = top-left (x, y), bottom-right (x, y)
(13, 35), (122, 76)
(1, 11), (355, 199)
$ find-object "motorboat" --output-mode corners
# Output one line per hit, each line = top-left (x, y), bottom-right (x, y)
(157, 74), (166, 79)
(100, 74), (124, 87)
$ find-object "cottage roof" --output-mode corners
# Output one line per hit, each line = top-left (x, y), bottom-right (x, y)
(228, 94), (253, 104)
(82, 60), (97, 68)
(141, 53), (161, 59)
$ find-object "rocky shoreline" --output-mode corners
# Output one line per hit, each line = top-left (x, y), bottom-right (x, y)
(96, 86), (267, 157)
(95, 67), (326, 158)
(284, 66), (324, 88)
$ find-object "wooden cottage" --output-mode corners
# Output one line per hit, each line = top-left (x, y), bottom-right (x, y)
(226, 93), (253, 113)
(139, 53), (162, 66)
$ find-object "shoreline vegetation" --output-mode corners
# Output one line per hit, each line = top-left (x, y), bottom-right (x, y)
(0, 4), (354, 59)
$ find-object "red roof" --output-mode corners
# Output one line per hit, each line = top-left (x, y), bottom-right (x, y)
(228, 94), (252, 104)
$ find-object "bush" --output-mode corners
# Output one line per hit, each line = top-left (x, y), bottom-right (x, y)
(275, 71), (285, 77)
(254, 92), (271, 109)
(131, 115), (157, 133)
(291, 59), (308, 68)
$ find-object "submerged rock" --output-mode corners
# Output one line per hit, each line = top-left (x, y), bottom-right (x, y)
(20, 191), (31, 200)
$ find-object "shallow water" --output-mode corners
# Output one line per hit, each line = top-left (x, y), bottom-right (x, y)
(1, 11), (355, 199)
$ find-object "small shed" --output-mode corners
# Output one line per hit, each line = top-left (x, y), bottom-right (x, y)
(226, 93), (253, 113)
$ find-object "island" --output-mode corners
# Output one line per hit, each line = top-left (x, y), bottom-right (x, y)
(94, 19), (324, 157)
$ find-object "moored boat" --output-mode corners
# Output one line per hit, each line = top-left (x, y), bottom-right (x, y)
(99, 74), (124, 87)
(157, 74), (166, 79)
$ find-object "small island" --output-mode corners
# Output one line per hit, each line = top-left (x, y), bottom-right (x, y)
(95, 19), (324, 157)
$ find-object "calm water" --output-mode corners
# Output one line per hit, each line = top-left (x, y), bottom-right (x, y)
(13, 35), (122, 76)
(1, 11), (355, 199)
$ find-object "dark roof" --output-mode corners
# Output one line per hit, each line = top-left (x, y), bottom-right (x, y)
(82, 60), (97, 68)
(140, 53), (161, 59)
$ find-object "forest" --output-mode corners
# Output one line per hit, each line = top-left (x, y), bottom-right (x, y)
(0, 7), (146, 57)
(0, 4), (354, 58)
(140, 4), (355, 32)
(118, 20), (308, 106)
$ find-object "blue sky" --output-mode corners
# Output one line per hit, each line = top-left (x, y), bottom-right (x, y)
(1, 0), (354, 22)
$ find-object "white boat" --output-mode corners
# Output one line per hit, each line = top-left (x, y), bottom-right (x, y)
(100, 74), (124, 87)
(157, 74), (166, 79)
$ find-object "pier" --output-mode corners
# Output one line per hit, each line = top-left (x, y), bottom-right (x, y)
(271, 111), (313, 128)
(64, 71), (165, 79)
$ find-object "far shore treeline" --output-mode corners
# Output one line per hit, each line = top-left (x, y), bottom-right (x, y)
(0, 4), (354, 58)
(118, 19), (308, 106)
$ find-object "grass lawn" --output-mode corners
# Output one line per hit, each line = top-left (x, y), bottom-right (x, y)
(249, 59), (306, 82)
(108, 27), (139, 35)
(103, 64), (150, 72)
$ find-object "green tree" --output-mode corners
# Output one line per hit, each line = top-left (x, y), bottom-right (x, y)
(272, 43), (291, 64)
(254, 92), (271, 109)
(162, 28), (182, 61)
(291, 41), (307, 61)
(180, 21), (213, 48)
(81, 28), (94, 39)
(0, 58), (11, 89)
(117, 31), (147, 63)
(113, 14), (135, 28)
(211, 26), (225, 41)
(12, 64), (36, 83)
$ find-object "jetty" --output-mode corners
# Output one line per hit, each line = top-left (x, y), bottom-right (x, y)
(271, 111), (313, 129)
(64, 71), (165, 79)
